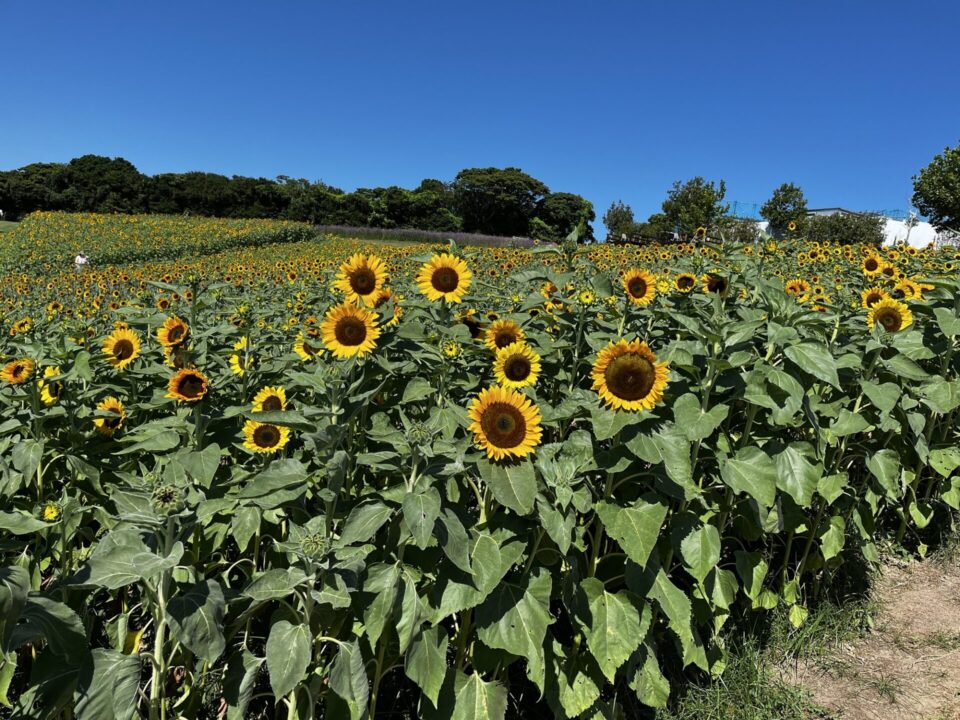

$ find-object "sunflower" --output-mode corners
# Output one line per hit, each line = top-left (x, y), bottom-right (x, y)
(40, 502), (62, 522)
(861, 286), (889, 308)
(592, 339), (670, 412)
(493, 342), (541, 389)
(674, 273), (698, 293)
(702, 273), (729, 296)
(157, 316), (189, 347)
(103, 327), (141, 370)
(785, 279), (811, 300)
(467, 386), (542, 461)
(442, 341), (462, 358)
(293, 333), (324, 362)
(694, 226), (708, 239)
(164, 345), (187, 370)
(167, 368), (210, 402)
(334, 253), (388, 306)
(1, 358), (35, 385)
(242, 420), (291, 454)
(229, 336), (254, 376)
(93, 396), (126, 436)
(623, 269), (657, 306)
(787, 220), (798, 232)
(892, 279), (922, 300)
(38, 366), (63, 405)
(416, 253), (472, 303)
(861, 255), (883, 276)
(321, 303), (381, 358)
(252, 386), (286, 413)
(867, 298), (912, 333)
(372, 288), (403, 326)
(485, 319), (525, 352)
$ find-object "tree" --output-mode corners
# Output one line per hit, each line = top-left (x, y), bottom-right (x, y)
(805, 212), (885, 246)
(534, 192), (595, 243)
(0, 163), (71, 218)
(718, 216), (760, 244)
(452, 167), (549, 236)
(760, 183), (808, 236)
(602, 200), (637, 240)
(912, 143), (960, 232)
(63, 155), (146, 213)
(660, 177), (729, 238)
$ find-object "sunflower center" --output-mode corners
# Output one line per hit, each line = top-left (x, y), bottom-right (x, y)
(168, 325), (185, 342)
(262, 396), (283, 412)
(178, 376), (205, 399)
(254, 425), (281, 448)
(504, 356), (531, 381)
(865, 258), (878, 271)
(113, 339), (135, 360)
(604, 354), (655, 401)
(431, 267), (460, 293)
(462, 317), (483, 338)
(104, 414), (122, 430)
(677, 276), (695, 290)
(628, 279), (647, 297)
(12, 364), (24, 377)
(49, 381), (63, 398)
(334, 317), (367, 346)
(866, 292), (882, 307)
(494, 331), (518, 349)
(350, 268), (377, 295)
(706, 277), (727, 293)
(876, 309), (902, 332)
(480, 403), (526, 449)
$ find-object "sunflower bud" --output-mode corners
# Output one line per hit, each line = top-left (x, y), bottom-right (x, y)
(40, 502), (62, 523)
(152, 484), (185, 514)
(300, 533), (326, 558)
(406, 421), (433, 448)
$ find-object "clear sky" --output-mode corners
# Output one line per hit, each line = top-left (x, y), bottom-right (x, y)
(2, 1), (958, 225)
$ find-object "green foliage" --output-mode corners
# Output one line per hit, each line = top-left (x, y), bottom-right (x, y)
(1, 221), (958, 717)
(760, 183), (808, 236)
(718, 217), (760, 244)
(534, 192), (596, 243)
(804, 212), (885, 246)
(912, 142), (960, 232)
(603, 200), (642, 241)
(452, 167), (549, 236)
(660, 177), (730, 237)
(1, 157), (595, 240)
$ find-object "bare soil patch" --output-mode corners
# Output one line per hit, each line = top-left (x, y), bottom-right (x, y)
(783, 556), (960, 720)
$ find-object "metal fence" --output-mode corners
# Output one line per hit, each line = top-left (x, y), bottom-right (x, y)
(728, 201), (915, 222)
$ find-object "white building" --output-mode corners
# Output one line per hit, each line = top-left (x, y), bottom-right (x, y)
(758, 208), (953, 249)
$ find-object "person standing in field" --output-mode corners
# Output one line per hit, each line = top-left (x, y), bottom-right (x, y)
(74, 252), (89, 272)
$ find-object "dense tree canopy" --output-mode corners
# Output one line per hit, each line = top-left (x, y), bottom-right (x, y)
(761, 182), (808, 236)
(0, 157), (592, 240)
(660, 177), (729, 238)
(805, 212), (885, 246)
(912, 143), (960, 232)
(452, 167), (549, 237)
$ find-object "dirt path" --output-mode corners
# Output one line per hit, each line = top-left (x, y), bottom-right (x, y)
(784, 556), (960, 720)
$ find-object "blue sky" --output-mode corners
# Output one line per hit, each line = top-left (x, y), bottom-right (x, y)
(2, 1), (958, 226)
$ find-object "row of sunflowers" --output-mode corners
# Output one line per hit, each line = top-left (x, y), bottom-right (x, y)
(1, 211), (315, 274)
(0, 212), (959, 719)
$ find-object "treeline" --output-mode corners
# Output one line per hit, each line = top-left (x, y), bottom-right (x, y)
(603, 177), (887, 245)
(0, 156), (595, 241)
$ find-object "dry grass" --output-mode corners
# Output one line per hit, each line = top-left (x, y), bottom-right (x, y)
(781, 556), (960, 720)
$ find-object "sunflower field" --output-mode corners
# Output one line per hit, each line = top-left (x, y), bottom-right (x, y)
(2, 212), (314, 274)
(1, 212), (959, 719)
